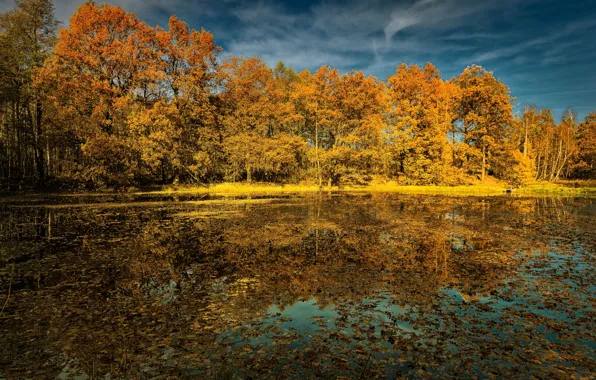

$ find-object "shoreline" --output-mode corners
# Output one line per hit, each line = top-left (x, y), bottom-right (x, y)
(2, 182), (595, 199)
(155, 182), (596, 197)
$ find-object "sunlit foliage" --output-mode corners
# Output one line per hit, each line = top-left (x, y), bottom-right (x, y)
(1, 0), (594, 191)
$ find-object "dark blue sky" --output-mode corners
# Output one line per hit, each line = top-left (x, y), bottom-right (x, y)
(2, 0), (595, 120)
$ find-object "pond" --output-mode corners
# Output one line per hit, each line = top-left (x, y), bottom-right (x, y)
(0, 193), (595, 378)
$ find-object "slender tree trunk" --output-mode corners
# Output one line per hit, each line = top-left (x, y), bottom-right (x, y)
(551, 138), (563, 181)
(451, 125), (457, 166)
(481, 144), (486, 181)
(544, 147), (549, 180)
(523, 120), (528, 157)
(554, 139), (571, 181)
(46, 139), (50, 178)
(14, 99), (23, 181)
(34, 100), (45, 186)
(8, 104), (12, 181)
(543, 158), (548, 181)
(315, 117), (321, 187)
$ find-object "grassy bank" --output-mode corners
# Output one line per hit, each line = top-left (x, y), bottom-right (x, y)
(157, 181), (596, 197)
(512, 182), (596, 196)
(157, 183), (322, 195)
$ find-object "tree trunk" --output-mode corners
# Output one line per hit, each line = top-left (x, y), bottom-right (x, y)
(551, 138), (563, 181)
(315, 117), (321, 187)
(451, 126), (457, 165)
(542, 149), (548, 180)
(481, 145), (486, 181)
(46, 139), (50, 179)
(554, 141), (571, 181)
(35, 99), (45, 186)
(523, 120), (528, 157)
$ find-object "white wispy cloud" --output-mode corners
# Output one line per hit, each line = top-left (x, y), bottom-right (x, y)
(0, 0), (211, 27)
(0, 0), (544, 73)
(470, 18), (596, 64)
(2, 0), (595, 119)
(218, 0), (527, 74)
(382, 0), (520, 43)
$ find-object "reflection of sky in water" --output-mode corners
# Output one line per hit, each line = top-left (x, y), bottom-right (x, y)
(266, 297), (418, 337)
(214, 242), (595, 376)
(1, 194), (594, 378)
(217, 296), (419, 343)
(216, 295), (422, 376)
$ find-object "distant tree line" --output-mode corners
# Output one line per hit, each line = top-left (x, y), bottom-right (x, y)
(0, 0), (594, 190)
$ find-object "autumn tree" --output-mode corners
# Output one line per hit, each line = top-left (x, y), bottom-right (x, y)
(2, 0), (590, 190)
(0, 0), (58, 186)
(497, 149), (536, 186)
(451, 65), (514, 181)
(37, 2), (155, 187)
(219, 57), (276, 137)
(129, 15), (221, 184)
(386, 63), (453, 184)
(527, 108), (578, 181)
(554, 109), (578, 180)
(520, 105), (540, 158)
(292, 68), (388, 186)
(291, 67), (342, 186)
(219, 56), (273, 182)
(218, 57), (305, 182)
(491, 116), (535, 187)
(570, 111), (596, 179)
(270, 61), (300, 134)
(531, 108), (555, 180)
(325, 70), (387, 185)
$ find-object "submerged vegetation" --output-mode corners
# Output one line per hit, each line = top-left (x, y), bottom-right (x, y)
(0, 193), (594, 377)
(0, 0), (595, 192)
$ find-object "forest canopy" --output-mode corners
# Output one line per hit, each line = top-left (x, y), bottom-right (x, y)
(0, 0), (594, 190)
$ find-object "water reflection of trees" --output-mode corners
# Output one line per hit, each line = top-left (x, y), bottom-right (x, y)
(0, 195), (593, 378)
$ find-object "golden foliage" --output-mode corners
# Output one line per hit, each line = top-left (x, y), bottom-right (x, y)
(1, 1), (594, 192)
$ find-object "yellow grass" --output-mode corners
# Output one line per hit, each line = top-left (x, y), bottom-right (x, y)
(343, 183), (507, 196)
(158, 182), (321, 195)
(156, 181), (596, 197)
(514, 182), (596, 196)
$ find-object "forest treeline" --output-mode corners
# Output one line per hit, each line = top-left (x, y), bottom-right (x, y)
(0, 0), (594, 190)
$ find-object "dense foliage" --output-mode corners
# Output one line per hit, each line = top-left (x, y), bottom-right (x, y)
(0, 1), (594, 190)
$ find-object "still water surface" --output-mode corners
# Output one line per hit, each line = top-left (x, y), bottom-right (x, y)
(0, 193), (594, 378)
